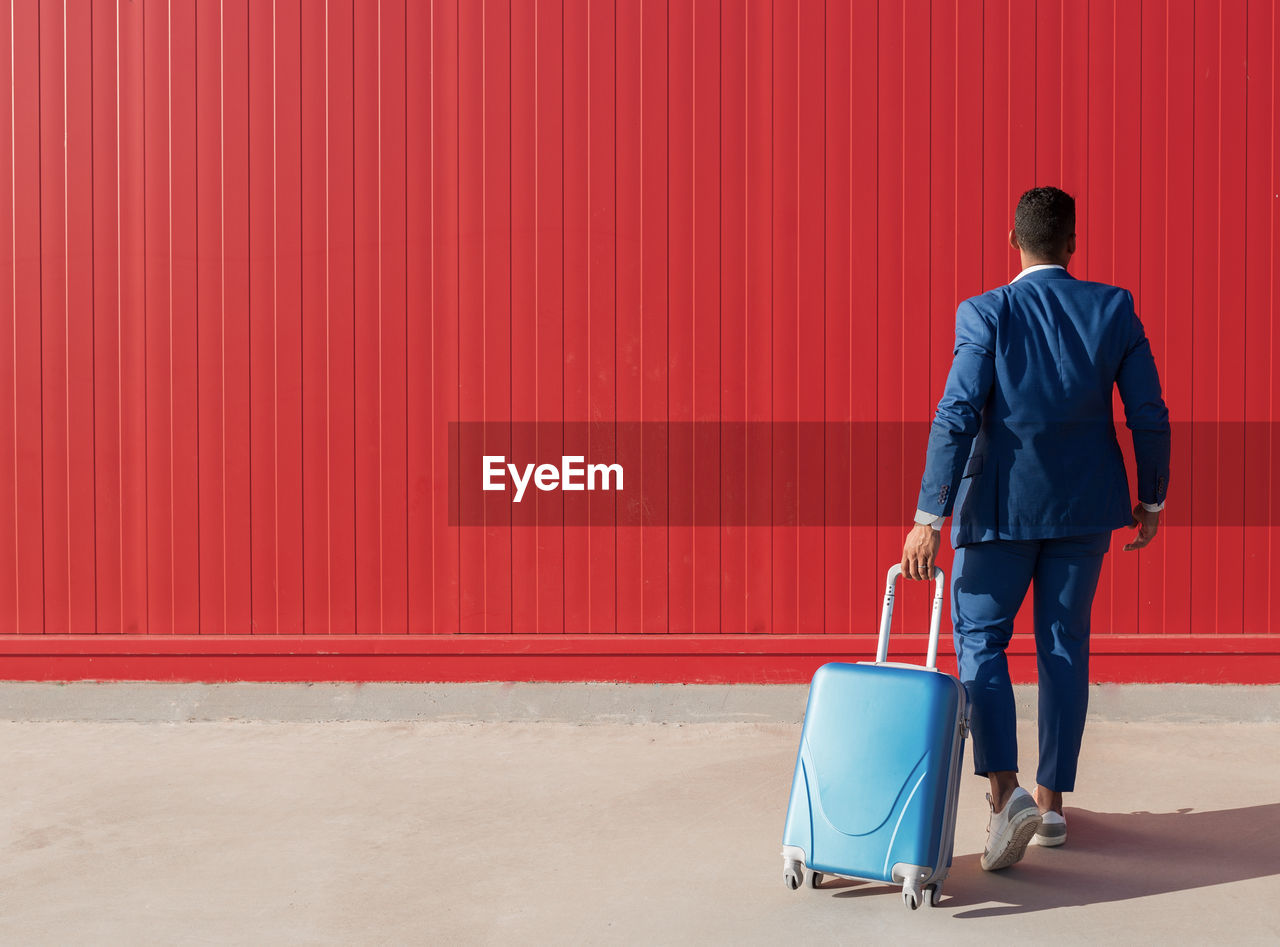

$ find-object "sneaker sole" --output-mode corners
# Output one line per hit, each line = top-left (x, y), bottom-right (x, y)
(981, 811), (1042, 871)
(1033, 831), (1066, 847)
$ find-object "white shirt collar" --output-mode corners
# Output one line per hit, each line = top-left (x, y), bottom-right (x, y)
(1010, 263), (1066, 283)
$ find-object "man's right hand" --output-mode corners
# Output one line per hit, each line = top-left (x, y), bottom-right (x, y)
(1123, 504), (1160, 552)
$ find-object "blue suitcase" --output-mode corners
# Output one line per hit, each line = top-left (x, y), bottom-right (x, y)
(781, 565), (969, 909)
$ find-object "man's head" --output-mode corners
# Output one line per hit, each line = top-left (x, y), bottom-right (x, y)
(1009, 186), (1076, 267)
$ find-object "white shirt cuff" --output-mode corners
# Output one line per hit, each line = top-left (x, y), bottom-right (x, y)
(1140, 501), (1164, 513)
(914, 509), (944, 530)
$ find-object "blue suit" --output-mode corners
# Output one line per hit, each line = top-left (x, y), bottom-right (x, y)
(917, 266), (1170, 791)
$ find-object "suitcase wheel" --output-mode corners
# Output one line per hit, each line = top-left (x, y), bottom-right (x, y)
(807, 870), (823, 889)
(783, 860), (803, 890)
(904, 883), (941, 910)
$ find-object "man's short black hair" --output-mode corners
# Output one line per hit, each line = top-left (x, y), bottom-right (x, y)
(1014, 186), (1076, 259)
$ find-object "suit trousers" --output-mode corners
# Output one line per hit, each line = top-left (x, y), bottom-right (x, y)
(951, 531), (1112, 792)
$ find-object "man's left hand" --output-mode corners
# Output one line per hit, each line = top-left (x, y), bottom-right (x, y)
(902, 523), (942, 581)
(1123, 503), (1160, 551)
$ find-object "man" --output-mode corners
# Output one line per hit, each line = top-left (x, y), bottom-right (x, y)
(901, 186), (1170, 872)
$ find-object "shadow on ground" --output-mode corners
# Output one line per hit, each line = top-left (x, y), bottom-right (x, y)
(818, 804), (1280, 917)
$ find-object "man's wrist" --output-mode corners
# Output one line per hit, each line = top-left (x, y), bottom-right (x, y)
(914, 509), (944, 531)
(1140, 500), (1164, 513)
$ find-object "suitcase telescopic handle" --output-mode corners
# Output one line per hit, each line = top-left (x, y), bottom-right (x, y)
(877, 564), (946, 670)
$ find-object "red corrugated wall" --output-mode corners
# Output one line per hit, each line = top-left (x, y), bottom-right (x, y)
(0, 0), (1277, 682)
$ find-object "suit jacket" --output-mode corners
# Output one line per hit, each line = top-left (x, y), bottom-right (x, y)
(917, 266), (1171, 548)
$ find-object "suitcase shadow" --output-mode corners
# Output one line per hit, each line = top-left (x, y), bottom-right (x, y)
(931, 803), (1280, 917)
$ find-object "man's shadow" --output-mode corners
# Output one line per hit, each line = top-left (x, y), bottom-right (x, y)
(825, 804), (1280, 917)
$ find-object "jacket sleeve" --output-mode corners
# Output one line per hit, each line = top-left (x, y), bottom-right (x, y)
(916, 299), (996, 517)
(1115, 291), (1171, 507)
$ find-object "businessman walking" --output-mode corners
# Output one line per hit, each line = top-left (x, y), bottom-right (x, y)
(901, 187), (1171, 872)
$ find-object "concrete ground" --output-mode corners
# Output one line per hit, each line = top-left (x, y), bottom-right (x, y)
(0, 685), (1277, 944)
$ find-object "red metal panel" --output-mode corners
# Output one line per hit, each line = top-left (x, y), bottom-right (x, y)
(352, 0), (410, 636)
(669, 0), (695, 633)
(744, 0), (772, 637)
(120, 0), (147, 636)
(248, 0), (276, 634)
(429, 0), (461, 637)
(849, 0), (880, 636)
(588, 0), (617, 635)
(615, 0), (644, 636)
(899, 0), (931, 635)
(354, 0), (380, 633)
(0, 0), (1277, 682)
(1216, 0), (1249, 641)
(223, 0), (252, 636)
(275, 0), (306, 636)
(664, 0), (722, 637)
(874, 0), (904, 633)
(1270, 0), (1280, 635)
(692, 0), (720, 636)
(169, 1), (200, 637)
(719, 0), (748, 636)
(532, 0), (565, 635)
(637, 1), (670, 637)
(39, 0), (68, 634)
(90, 0), (119, 635)
(926, 0), (959, 641)
(638, 0), (668, 635)
(354, 0), (409, 635)
(141, 0), (168, 634)
(196, 0), (236, 634)
(1243, 0), (1279, 635)
(300, 0), (329, 633)
(823, 0), (852, 637)
(327, 0), (358, 636)
(1033, 0), (1061, 185)
(406, 0), (435, 634)
(379, 0), (410, 636)
(1191, 0), (1224, 639)
(561, 0), (588, 636)
(1137, 0), (1169, 637)
(1162, 0), (1197, 637)
(509, 0), (538, 635)
(0, 2), (14, 634)
(481, 0), (513, 635)
(194, 0), (220, 633)
(454, 0), (506, 635)
(13, 0), (42, 635)
(772, 0), (799, 636)
(796, 0), (824, 637)
(1007, 0), (1036, 206)
(34, 0), (61, 634)
(243, 0), (303, 638)
(1191, 1), (1233, 641)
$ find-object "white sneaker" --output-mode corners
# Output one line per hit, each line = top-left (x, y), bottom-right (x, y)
(1033, 810), (1067, 847)
(980, 787), (1043, 871)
